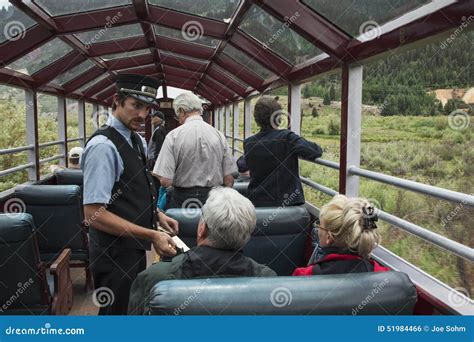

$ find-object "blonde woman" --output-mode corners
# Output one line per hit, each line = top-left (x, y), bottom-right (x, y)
(293, 195), (390, 276)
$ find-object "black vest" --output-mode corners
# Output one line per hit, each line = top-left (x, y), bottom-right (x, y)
(86, 126), (158, 250)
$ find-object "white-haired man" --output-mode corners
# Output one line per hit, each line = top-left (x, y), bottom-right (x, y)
(128, 187), (276, 314)
(152, 92), (236, 208)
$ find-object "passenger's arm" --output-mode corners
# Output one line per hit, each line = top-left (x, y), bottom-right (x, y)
(84, 204), (176, 257)
(221, 135), (237, 186)
(153, 135), (176, 186)
(223, 174), (234, 187)
(158, 177), (173, 188)
(288, 131), (323, 160)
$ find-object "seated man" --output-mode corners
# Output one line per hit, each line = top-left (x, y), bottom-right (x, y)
(128, 187), (276, 314)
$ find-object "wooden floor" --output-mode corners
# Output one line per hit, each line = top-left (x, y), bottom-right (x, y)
(68, 249), (157, 315)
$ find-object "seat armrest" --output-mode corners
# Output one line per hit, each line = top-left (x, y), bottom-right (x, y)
(50, 248), (73, 315)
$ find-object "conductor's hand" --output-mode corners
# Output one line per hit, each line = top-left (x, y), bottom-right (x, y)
(152, 231), (177, 257)
(158, 212), (179, 235)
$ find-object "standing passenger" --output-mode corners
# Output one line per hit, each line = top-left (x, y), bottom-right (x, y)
(244, 96), (323, 207)
(153, 92), (236, 208)
(147, 110), (167, 171)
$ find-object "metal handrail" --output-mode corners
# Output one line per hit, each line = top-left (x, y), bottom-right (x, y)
(38, 140), (63, 148)
(233, 147), (243, 154)
(301, 176), (337, 196)
(301, 177), (474, 262)
(67, 137), (83, 143)
(0, 145), (34, 156)
(348, 166), (474, 207)
(302, 158), (473, 206)
(312, 158), (340, 170)
(39, 154), (63, 164)
(0, 163), (34, 177)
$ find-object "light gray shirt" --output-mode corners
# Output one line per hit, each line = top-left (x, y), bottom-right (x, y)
(153, 115), (236, 188)
(81, 115), (147, 205)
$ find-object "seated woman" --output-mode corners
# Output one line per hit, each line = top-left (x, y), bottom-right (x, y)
(293, 195), (390, 276)
(244, 96), (323, 207)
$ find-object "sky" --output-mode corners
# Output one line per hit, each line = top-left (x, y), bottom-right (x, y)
(0, 0), (11, 10)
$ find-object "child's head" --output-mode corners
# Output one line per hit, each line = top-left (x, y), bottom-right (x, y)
(318, 194), (380, 258)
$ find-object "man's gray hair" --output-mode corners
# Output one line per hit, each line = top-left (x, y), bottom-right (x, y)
(173, 92), (203, 115)
(201, 187), (256, 250)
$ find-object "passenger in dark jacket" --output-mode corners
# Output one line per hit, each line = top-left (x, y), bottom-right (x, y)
(293, 195), (389, 276)
(128, 187), (276, 314)
(244, 96), (323, 207)
(147, 110), (167, 170)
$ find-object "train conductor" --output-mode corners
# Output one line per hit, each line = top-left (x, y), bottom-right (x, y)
(82, 74), (179, 315)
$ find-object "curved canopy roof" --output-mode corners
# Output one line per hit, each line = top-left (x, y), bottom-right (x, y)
(0, 0), (469, 107)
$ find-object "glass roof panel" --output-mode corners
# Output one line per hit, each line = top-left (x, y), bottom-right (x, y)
(100, 49), (151, 61)
(0, 2), (36, 43)
(154, 25), (220, 48)
(34, 0), (132, 17)
(303, 0), (429, 37)
(77, 73), (111, 93)
(6, 38), (73, 75)
(148, 0), (240, 22)
(51, 60), (96, 85)
(210, 64), (248, 89)
(115, 63), (155, 72)
(75, 24), (143, 45)
(222, 44), (275, 80)
(159, 50), (209, 63)
(239, 5), (322, 65)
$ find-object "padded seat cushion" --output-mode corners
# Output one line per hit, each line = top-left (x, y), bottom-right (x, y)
(149, 272), (416, 315)
(166, 206), (311, 275)
(0, 213), (34, 242)
(55, 169), (83, 186)
(13, 185), (86, 254)
(233, 182), (249, 197)
(0, 213), (50, 309)
(15, 185), (81, 206)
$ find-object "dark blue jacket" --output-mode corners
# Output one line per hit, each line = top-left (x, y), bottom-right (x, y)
(244, 128), (323, 207)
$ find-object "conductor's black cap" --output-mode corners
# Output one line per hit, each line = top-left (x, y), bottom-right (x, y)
(115, 74), (161, 106)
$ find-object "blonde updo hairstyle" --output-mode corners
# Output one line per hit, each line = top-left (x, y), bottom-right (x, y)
(319, 194), (380, 258)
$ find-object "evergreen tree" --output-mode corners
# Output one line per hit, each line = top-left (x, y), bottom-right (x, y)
(323, 92), (331, 105)
(329, 85), (336, 101)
